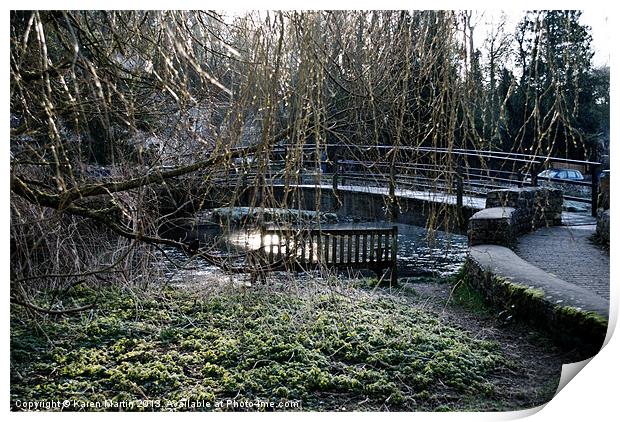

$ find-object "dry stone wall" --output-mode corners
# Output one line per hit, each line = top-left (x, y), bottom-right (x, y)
(596, 172), (610, 246)
(469, 187), (563, 247)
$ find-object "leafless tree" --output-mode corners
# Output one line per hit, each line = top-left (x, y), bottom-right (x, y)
(10, 10), (598, 314)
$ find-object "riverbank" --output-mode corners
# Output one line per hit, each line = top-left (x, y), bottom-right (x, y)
(11, 273), (564, 411)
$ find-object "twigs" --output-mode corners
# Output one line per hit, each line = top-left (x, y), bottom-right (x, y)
(10, 10), (606, 316)
(11, 298), (97, 315)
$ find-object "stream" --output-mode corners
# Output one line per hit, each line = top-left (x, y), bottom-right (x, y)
(155, 220), (467, 285)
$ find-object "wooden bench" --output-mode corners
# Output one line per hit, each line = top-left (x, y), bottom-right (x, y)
(260, 226), (398, 285)
(258, 225), (398, 285)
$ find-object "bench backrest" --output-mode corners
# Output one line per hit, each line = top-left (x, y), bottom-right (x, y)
(260, 226), (398, 270)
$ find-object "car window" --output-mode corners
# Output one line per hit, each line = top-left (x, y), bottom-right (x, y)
(557, 171), (568, 179)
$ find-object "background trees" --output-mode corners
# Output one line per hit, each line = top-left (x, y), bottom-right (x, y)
(511, 11), (602, 160)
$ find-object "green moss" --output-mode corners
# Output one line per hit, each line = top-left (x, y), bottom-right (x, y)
(555, 306), (608, 327)
(11, 284), (514, 411)
(450, 281), (491, 315)
(496, 277), (546, 302)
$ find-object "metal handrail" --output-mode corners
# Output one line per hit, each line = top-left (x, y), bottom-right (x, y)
(295, 143), (601, 166)
(216, 143), (601, 216)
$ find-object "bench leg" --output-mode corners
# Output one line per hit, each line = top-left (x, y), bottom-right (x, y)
(374, 269), (397, 287)
(390, 267), (398, 287)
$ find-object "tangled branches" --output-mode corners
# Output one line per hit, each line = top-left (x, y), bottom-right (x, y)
(10, 10), (606, 313)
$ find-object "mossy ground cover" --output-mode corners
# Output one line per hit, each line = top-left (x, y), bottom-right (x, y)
(11, 279), (539, 411)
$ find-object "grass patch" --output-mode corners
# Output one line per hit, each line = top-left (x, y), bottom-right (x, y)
(450, 281), (491, 316)
(444, 266), (493, 316)
(11, 282), (518, 411)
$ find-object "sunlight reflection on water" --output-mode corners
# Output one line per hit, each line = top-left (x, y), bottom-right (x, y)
(156, 222), (467, 284)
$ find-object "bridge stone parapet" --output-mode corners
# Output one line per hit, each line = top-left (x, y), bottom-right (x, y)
(469, 187), (563, 247)
(531, 188), (563, 227)
(486, 187), (563, 229)
(468, 207), (518, 247)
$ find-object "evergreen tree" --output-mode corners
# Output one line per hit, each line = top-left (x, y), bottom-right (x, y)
(513, 10), (595, 160)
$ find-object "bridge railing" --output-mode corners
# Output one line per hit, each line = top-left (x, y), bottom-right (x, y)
(207, 144), (601, 216)
(321, 145), (600, 216)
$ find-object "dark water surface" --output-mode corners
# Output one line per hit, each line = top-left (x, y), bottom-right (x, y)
(321, 222), (467, 278)
(156, 221), (467, 283)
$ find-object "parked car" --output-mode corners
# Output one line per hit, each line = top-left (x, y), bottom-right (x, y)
(537, 168), (585, 181)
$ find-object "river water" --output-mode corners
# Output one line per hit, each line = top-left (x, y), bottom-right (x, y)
(156, 221), (467, 284)
(388, 223), (467, 278)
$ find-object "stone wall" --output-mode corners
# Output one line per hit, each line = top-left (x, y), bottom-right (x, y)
(465, 253), (607, 360)
(532, 188), (564, 227)
(469, 187), (563, 246)
(486, 187), (563, 230)
(468, 207), (518, 247)
(596, 209), (610, 245)
(466, 187), (608, 359)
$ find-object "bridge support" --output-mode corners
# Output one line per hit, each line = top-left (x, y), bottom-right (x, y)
(530, 162), (541, 187)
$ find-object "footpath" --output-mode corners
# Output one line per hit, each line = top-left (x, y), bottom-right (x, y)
(516, 215), (609, 301)
(466, 199), (609, 359)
